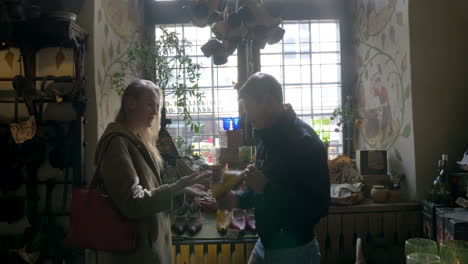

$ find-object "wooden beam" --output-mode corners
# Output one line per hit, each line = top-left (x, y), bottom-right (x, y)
(146, 0), (345, 25)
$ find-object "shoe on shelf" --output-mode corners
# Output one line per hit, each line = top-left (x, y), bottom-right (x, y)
(246, 208), (256, 232)
(230, 208), (246, 231)
(171, 200), (189, 235)
(216, 209), (231, 234)
(186, 202), (203, 235)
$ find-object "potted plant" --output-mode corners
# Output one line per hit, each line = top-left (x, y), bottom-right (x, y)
(331, 96), (361, 157)
(311, 118), (331, 157)
(111, 26), (204, 134)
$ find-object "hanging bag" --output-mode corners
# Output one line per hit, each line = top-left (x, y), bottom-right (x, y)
(64, 134), (137, 252)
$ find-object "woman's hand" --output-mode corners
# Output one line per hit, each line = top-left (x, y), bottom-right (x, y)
(172, 171), (212, 194)
(183, 184), (208, 197)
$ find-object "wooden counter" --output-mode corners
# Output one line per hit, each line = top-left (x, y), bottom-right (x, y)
(171, 200), (421, 264)
(317, 200), (421, 264)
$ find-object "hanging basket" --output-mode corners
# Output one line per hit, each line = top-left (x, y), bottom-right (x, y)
(37, 0), (84, 21)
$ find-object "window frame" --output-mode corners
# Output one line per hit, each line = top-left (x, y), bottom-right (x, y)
(144, 0), (354, 155)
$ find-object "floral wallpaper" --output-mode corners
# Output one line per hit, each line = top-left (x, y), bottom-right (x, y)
(352, 0), (417, 197)
(94, 0), (143, 136)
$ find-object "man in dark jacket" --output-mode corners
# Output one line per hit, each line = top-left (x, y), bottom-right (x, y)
(218, 72), (330, 264)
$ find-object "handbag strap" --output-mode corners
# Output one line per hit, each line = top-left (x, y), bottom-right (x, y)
(89, 132), (161, 189)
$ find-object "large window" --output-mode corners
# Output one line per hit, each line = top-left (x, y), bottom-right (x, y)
(157, 20), (342, 157)
(156, 26), (238, 157)
(260, 20), (343, 156)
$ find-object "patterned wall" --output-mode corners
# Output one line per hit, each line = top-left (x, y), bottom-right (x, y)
(352, 0), (417, 198)
(93, 0), (143, 136)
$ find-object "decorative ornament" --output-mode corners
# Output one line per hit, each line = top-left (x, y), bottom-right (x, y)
(101, 48), (107, 67)
(186, 0), (224, 28)
(55, 48), (65, 69)
(191, 0), (285, 65)
(10, 116), (36, 144)
(4, 49), (14, 69)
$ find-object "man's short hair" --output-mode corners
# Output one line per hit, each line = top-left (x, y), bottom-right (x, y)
(239, 72), (283, 103)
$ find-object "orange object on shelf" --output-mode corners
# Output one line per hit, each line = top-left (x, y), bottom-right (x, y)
(216, 209), (232, 233)
(210, 170), (246, 198)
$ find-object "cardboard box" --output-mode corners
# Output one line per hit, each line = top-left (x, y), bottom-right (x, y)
(446, 217), (468, 241)
(435, 207), (468, 244)
(421, 200), (450, 241)
(220, 130), (243, 148)
(356, 150), (387, 175)
(436, 207), (454, 245)
(219, 147), (240, 164)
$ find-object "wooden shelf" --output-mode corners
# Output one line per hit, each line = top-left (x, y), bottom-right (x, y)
(0, 77), (77, 82)
(449, 171), (468, 177)
(329, 199), (421, 214)
(0, 96), (87, 104)
(0, 19), (87, 50)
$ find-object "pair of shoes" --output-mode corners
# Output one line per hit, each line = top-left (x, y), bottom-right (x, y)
(230, 208), (256, 232)
(171, 201), (203, 236)
(171, 201), (189, 235)
(186, 202), (203, 235)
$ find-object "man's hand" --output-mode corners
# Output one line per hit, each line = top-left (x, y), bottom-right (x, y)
(216, 191), (239, 210)
(245, 164), (268, 194)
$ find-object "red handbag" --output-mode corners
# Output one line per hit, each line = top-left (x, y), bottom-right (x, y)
(64, 136), (137, 251)
(64, 177), (137, 252)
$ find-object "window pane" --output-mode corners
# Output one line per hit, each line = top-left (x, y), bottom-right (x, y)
(320, 64), (341, 83)
(214, 67), (237, 87)
(261, 66), (283, 83)
(284, 53), (298, 66)
(319, 23), (339, 42)
(284, 65), (301, 83)
(260, 20), (343, 155)
(214, 89), (239, 116)
(262, 42), (282, 54)
(198, 67), (212, 87)
(262, 54), (282, 66)
(157, 24), (238, 149)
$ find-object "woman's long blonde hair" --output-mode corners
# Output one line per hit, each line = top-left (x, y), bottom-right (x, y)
(115, 80), (164, 173)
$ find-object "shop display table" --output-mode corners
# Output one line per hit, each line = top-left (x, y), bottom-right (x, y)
(171, 200), (421, 264)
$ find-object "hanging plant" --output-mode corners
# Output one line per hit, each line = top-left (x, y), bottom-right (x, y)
(111, 27), (204, 133)
(189, 0), (285, 65)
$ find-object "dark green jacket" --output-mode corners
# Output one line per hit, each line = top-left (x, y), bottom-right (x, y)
(235, 106), (330, 249)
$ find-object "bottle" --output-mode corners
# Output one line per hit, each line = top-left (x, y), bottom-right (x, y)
(432, 158), (451, 204)
(442, 153), (449, 171)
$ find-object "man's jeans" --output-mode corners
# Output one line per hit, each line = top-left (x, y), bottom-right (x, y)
(248, 238), (321, 264)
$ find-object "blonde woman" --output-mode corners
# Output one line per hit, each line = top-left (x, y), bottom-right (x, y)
(94, 80), (210, 263)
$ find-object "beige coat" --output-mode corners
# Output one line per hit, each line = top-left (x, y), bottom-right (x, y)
(93, 122), (174, 264)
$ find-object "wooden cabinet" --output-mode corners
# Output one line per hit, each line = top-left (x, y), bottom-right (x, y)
(317, 201), (421, 264)
(0, 19), (87, 263)
(169, 201), (421, 264)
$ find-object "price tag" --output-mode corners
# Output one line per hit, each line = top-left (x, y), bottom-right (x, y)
(455, 197), (468, 208)
(226, 228), (240, 240)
